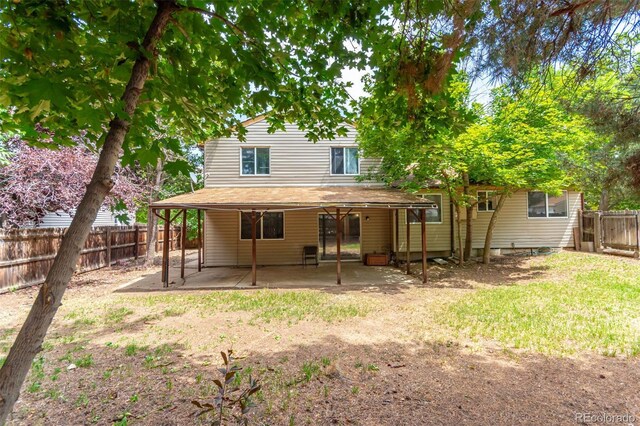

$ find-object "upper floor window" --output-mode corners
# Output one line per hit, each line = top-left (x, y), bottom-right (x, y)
(241, 147), (270, 175)
(527, 191), (568, 218)
(477, 190), (497, 212)
(331, 147), (359, 175)
(407, 194), (443, 224)
(240, 211), (284, 240)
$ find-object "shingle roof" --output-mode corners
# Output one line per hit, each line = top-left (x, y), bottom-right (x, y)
(151, 186), (438, 210)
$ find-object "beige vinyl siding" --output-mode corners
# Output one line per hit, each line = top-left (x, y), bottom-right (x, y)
(204, 208), (391, 266)
(396, 192), (452, 253)
(361, 209), (392, 255)
(468, 190), (581, 249)
(204, 121), (380, 187)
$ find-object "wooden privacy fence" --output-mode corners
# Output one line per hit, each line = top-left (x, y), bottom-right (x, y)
(579, 210), (640, 257)
(0, 225), (180, 293)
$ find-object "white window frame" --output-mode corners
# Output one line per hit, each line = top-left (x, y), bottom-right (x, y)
(477, 190), (496, 212)
(240, 147), (271, 176)
(239, 210), (285, 240)
(406, 194), (443, 224)
(526, 191), (569, 219)
(329, 147), (360, 176)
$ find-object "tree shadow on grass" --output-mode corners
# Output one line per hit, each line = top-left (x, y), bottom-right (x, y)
(8, 334), (639, 426)
(424, 255), (551, 290)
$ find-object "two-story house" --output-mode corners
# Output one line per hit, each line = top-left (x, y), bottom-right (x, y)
(151, 116), (437, 286)
(152, 115), (582, 286)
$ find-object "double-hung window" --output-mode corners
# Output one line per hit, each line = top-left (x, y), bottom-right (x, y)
(407, 194), (443, 224)
(241, 147), (270, 175)
(527, 191), (568, 218)
(477, 190), (496, 212)
(331, 147), (359, 175)
(240, 211), (284, 240)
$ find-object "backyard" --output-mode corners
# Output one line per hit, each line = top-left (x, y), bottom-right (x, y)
(1, 251), (639, 425)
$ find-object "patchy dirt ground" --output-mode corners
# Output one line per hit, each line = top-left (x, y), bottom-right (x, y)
(1, 252), (639, 425)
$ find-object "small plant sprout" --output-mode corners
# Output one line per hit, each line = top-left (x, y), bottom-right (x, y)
(191, 349), (261, 425)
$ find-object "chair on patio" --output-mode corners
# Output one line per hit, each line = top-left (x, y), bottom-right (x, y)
(302, 245), (318, 267)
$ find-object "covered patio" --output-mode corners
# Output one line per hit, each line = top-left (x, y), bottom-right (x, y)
(119, 251), (421, 292)
(150, 186), (437, 288)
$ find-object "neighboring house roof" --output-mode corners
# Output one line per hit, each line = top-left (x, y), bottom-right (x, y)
(151, 186), (438, 210)
(22, 209), (133, 229)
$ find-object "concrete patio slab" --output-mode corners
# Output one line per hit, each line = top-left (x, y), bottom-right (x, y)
(118, 254), (421, 292)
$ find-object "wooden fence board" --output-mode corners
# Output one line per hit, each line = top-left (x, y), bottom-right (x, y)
(0, 225), (180, 293)
(581, 210), (640, 255)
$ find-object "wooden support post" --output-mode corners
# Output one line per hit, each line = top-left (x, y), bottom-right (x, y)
(133, 225), (139, 260)
(405, 209), (411, 275)
(336, 208), (342, 285)
(197, 209), (202, 272)
(251, 209), (257, 286)
(395, 208), (399, 259)
(180, 209), (187, 279)
(106, 227), (112, 267)
(162, 209), (170, 288)
(421, 209), (427, 284)
(594, 211), (603, 253)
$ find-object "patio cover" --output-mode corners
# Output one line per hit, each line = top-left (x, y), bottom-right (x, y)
(150, 186), (438, 211)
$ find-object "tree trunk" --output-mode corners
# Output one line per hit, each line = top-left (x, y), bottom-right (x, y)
(145, 160), (164, 263)
(455, 203), (464, 266)
(0, 3), (177, 423)
(463, 173), (473, 260)
(599, 188), (610, 211)
(482, 192), (508, 264)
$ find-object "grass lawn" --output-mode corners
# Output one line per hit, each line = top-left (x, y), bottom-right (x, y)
(442, 252), (640, 356)
(2, 251), (640, 425)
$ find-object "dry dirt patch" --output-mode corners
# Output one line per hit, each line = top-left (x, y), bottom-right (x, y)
(1, 252), (639, 425)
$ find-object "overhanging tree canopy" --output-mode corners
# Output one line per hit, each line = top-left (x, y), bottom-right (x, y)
(0, 1), (383, 421)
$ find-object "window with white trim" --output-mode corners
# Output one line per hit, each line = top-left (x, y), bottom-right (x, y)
(331, 147), (359, 175)
(407, 194), (443, 224)
(477, 190), (497, 212)
(241, 147), (270, 175)
(527, 191), (568, 218)
(240, 211), (284, 239)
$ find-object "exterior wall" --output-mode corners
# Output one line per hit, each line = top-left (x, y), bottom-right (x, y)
(467, 190), (581, 250)
(393, 189), (581, 258)
(395, 191), (453, 257)
(204, 208), (391, 267)
(204, 121), (380, 188)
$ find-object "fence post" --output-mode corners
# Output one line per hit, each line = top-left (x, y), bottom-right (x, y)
(577, 209), (583, 251)
(134, 225), (139, 260)
(594, 212), (603, 253)
(106, 227), (112, 266)
(636, 212), (640, 257)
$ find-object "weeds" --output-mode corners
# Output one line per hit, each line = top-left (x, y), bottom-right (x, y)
(191, 349), (260, 424)
(301, 361), (320, 382)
